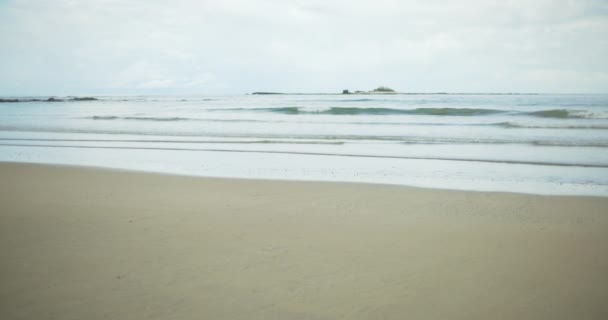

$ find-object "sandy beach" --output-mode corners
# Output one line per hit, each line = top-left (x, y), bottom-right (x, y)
(1, 162), (607, 319)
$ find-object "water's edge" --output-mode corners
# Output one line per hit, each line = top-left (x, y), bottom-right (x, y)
(3, 160), (605, 199)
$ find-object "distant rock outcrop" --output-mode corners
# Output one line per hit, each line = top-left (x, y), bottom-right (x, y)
(342, 86), (398, 94)
(1, 96), (98, 103)
(372, 86), (395, 93)
(252, 92), (284, 95)
(69, 97), (98, 101)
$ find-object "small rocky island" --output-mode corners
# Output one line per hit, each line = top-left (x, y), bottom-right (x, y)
(342, 86), (397, 94)
(249, 87), (399, 95)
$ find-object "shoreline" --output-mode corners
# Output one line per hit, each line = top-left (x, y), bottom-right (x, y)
(2, 160), (606, 199)
(2, 93), (607, 198)
(2, 162), (608, 319)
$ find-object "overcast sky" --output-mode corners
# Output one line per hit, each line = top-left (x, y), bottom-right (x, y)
(1, 0), (607, 95)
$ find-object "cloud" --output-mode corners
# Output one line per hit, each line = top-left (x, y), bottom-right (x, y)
(110, 60), (215, 89)
(0, 0), (607, 94)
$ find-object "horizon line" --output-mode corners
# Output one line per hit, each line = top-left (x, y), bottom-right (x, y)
(2, 92), (608, 97)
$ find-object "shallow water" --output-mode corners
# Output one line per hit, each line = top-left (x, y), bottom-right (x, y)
(1, 94), (607, 195)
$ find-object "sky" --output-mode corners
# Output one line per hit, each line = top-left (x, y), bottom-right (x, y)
(1, 0), (607, 95)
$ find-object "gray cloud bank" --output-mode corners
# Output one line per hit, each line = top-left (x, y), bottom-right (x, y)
(1, 0), (607, 94)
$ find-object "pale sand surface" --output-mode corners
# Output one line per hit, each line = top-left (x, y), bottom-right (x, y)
(1, 163), (607, 320)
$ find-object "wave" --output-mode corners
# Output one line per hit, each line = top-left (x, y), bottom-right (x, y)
(0, 138), (344, 145)
(527, 109), (574, 118)
(2, 127), (608, 147)
(82, 115), (608, 129)
(91, 116), (120, 120)
(409, 108), (504, 116)
(498, 122), (608, 130)
(302, 98), (394, 103)
(2, 142), (606, 168)
(526, 109), (608, 119)
(124, 116), (188, 121)
(340, 99), (378, 102)
(90, 116), (189, 121)
(220, 107), (506, 116)
(86, 116), (277, 123)
(214, 106), (608, 119)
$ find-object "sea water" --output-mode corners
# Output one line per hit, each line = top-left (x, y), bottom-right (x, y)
(1, 94), (607, 196)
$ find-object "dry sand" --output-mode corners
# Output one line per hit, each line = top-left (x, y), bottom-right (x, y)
(1, 162), (607, 319)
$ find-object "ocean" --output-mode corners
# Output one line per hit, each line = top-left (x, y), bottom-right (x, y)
(1, 94), (607, 196)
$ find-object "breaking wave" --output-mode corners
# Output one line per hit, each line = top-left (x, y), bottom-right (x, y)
(211, 106), (608, 119)
(526, 109), (608, 119)
(498, 122), (608, 130)
(221, 107), (506, 116)
(90, 116), (189, 121)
